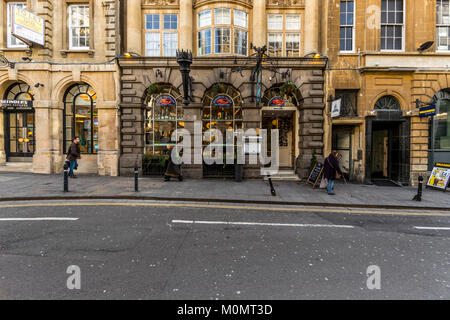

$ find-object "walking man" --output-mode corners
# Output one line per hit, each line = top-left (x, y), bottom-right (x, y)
(323, 151), (343, 195)
(67, 137), (81, 178)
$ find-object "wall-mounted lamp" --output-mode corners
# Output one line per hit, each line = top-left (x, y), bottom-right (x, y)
(0, 54), (15, 69)
(34, 83), (44, 88)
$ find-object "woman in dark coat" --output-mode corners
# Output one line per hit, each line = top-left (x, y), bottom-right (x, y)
(322, 151), (343, 195)
(164, 144), (183, 181)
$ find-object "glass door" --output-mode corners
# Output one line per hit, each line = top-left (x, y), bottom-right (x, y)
(6, 111), (35, 159)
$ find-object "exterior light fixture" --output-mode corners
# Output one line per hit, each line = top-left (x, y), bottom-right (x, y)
(22, 57), (32, 62)
(176, 49), (193, 106)
(313, 53), (321, 59)
(0, 54), (15, 69)
(34, 83), (44, 88)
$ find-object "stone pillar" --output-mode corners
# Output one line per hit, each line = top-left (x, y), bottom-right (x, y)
(252, 0), (266, 47)
(181, 103), (203, 178)
(97, 102), (119, 176)
(126, 0), (142, 55)
(180, 0), (193, 51)
(33, 100), (54, 174)
(0, 111), (5, 165)
(304, 0), (320, 55)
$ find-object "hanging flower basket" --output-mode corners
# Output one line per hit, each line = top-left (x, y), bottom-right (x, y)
(280, 81), (296, 97)
(147, 84), (163, 98)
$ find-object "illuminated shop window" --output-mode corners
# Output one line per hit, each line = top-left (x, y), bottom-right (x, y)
(63, 84), (98, 154)
(145, 85), (184, 155)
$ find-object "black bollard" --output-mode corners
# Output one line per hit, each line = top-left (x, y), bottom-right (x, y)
(63, 161), (69, 192)
(412, 176), (424, 201)
(268, 175), (277, 196)
(134, 162), (139, 192)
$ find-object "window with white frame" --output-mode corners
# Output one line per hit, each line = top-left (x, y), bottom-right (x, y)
(234, 9), (248, 28)
(7, 2), (27, 48)
(268, 33), (283, 57)
(340, 1), (354, 52)
(234, 29), (248, 55)
(198, 29), (212, 55)
(198, 9), (212, 28)
(286, 33), (300, 57)
(68, 4), (90, 50)
(268, 14), (283, 30)
(197, 8), (248, 56)
(381, 0), (404, 51)
(144, 13), (178, 56)
(267, 13), (301, 57)
(214, 8), (231, 25)
(437, 0), (450, 51)
(215, 27), (231, 53)
(286, 14), (301, 30)
(145, 33), (160, 56)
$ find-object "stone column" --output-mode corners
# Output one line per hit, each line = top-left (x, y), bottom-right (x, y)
(304, 0), (320, 55)
(33, 100), (54, 174)
(180, 0), (193, 51)
(0, 111), (5, 165)
(252, 0), (266, 47)
(126, 0), (142, 55)
(97, 102), (119, 176)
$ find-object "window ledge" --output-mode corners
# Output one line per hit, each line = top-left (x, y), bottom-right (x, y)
(0, 47), (32, 55)
(60, 49), (95, 58)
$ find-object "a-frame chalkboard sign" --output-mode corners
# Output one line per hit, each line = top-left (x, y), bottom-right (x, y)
(307, 162), (324, 189)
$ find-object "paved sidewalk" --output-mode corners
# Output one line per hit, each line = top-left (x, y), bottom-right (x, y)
(0, 172), (449, 209)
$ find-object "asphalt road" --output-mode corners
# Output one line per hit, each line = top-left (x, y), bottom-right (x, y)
(0, 200), (449, 300)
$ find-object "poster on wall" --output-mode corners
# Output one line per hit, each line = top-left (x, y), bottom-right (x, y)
(427, 163), (450, 191)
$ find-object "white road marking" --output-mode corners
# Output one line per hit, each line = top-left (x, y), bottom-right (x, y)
(0, 218), (78, 221)
(413, 226), (450, 231)
(172, 220), (354, 229)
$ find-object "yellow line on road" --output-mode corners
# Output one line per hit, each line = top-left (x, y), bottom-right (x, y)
(0, 201), (448, 217)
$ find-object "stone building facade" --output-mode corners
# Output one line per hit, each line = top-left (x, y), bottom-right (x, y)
(322, 0), (450, 186)
(118, 0), (327, 178)
(0, 0), (120, 175)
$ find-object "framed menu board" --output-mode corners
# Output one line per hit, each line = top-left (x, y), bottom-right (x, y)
(307, 162), (324, 189)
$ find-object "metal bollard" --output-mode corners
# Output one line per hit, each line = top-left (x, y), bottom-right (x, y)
(268, 174), (277, 196)
(412, 176), (424, 201)
(63, 161), (69, 192)
(134, 162), (139, 192)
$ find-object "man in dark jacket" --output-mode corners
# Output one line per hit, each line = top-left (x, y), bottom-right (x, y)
(323, 151), (343, 195)
(66, 137), (81, 178)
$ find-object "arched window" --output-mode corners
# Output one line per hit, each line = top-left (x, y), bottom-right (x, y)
(262, 83), (300, 107)
(374, 95), (401, 110)
(202, 83), (243, 134)
(63, 84), (98, 154)
(145, 84), (184, 155)
(197, 7), (248, 56)
(430, 89), (450, 153)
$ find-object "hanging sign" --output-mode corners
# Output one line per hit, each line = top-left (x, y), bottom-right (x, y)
(419, 105), (437, 118)
(331, 98), (342, 118)
(156, 95), (176, 107)
(0, 99), (33, 111)
(427, 163), (450, 191)
(213, 96), (232, 107)
(11, 6), (45, 47)
(269, 97), (286, 107)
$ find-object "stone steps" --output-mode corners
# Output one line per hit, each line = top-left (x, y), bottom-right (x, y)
(0, 162), (33, 173)
(263, 170), (301, 181)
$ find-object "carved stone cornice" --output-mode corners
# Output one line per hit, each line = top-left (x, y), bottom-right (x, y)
(142, 0), (179, 8)
(266, 0), (304, 7)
